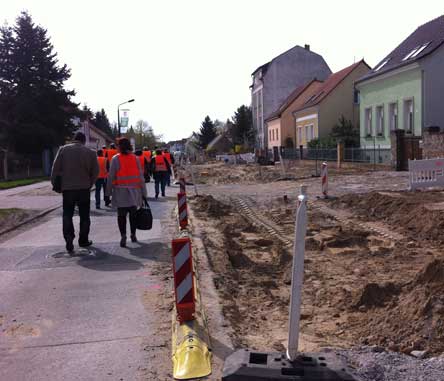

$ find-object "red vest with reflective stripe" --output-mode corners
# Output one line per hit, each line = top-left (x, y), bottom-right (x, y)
(155, 155), (168, 172)
(97, 157), (108, 179)
(102, 149), (108, 159)
(113, 154), (142, 188)
(138, 156), (145, 172)
(107, 149), (118, 161)
(164, 152), (172, 164)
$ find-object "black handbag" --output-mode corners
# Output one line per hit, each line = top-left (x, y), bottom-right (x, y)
(136, 199), (153, 230)
(52, 175), (62, 193)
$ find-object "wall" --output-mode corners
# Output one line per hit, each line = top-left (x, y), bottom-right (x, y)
(266, 118), (281, 148)
(421, 45), (444, 129)
(422, 127), (444, 159)
(358, 67), (422, 148)
(319, 62), (370, 139)
(294, 107), (318, 147)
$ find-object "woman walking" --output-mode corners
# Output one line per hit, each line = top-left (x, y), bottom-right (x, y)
(106, 138), (147, 247)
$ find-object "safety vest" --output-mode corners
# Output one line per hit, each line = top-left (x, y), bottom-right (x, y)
(143, 150), (152, 162)
(154, 155), (168, 172)
(164, 152), (172, 165)
(97, 157), (108, 179)
(102, 148), (108, 158)
(107, 148), (118, 161)
(113, 154), (142, 188)
(138, 155), (145, 172)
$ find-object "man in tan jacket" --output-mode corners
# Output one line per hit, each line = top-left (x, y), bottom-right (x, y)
(51, 132), (99, 253)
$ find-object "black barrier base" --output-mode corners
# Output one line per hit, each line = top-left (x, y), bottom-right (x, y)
(222, 350), (358, 381)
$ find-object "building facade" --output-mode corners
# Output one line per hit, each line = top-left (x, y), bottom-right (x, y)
(250, 44), (331, 151)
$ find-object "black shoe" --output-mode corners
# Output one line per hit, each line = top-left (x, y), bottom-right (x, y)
(162, 193), (166, 197)
(120, 237), (127, 248)
(96, 206), (101, 209)
(155, 194), (159, 199)
(66, 241), (74, 253)
(130, 234), (138, 243)
(79, 240), (93, 248)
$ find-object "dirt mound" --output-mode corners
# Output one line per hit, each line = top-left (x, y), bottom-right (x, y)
(193, 195), (232, 218)
(332, 191), (444, 243)
(414, 258), (444, 285)
(354, 282), (400, 308)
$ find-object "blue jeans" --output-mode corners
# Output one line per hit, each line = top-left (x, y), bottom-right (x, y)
(154, 172), (167, 197)
(95, 178), (107, 207)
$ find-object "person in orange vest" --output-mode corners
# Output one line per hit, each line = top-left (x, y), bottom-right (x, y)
(163, 148), (175, 186)
(142, 147), (152, 182)
(102, 145), (108, 160)
(95, 149), (108, 209)
(150, 149), (171, 199)
(135, 149), (148, 180)
(106, 143), (118, 162)
(106, 138), (147, 247)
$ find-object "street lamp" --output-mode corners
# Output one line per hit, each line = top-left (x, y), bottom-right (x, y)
(117, 98), (135, 137)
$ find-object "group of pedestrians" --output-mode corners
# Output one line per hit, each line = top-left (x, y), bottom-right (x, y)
(50, 131), (175, 253)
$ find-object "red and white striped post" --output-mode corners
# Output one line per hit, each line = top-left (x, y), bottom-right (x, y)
(321, 162), (328, 198)
(172, 237), (195, 323)
(179, 177), (186, 194)
(178, 192), (188, 229)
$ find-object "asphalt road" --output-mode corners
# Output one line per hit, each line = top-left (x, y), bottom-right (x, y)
(0, 185), (177, 381)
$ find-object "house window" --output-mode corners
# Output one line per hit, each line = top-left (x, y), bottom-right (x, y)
(376, 105), (384, 136)
(305, 124), (314, 142)
(354, 89), (360, 104)
(297, 127), (302, 144)
(272, 129), (275, 141)
(269, 129), (272, 141)
(404, 99), (414, 134)
(389, 103), (398, 131)
(276, 129), (279, 141)
(365, 108), (372, 136)
(374, 58), (390, 72)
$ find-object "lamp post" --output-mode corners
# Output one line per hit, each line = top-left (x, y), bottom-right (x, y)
(117, 99), (135, 137)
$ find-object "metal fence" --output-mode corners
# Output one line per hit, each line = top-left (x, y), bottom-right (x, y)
(279, 146), (392, 165)
(0, 149), (54, 181)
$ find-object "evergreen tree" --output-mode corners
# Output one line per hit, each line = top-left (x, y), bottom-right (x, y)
(198, 116), (217, 149)
(0, 12), (77, 155)
(93, 108), (113, 137)
(231, 105), (254, 147)
(330, 115), (359, 147)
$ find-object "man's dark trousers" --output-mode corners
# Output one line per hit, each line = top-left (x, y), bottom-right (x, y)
(63, 189), (91, 245)
(95, 178), (107, 208)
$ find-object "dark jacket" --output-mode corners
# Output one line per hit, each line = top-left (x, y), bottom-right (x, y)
(51, 141), (99, 191)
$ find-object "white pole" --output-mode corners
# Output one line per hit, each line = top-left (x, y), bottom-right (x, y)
(287, 185), (308, 361)
(321, 162), (328, 198)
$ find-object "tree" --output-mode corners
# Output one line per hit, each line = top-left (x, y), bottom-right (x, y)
(198, 116), (217, 149)
(0, 12), (77, 159)
(129, 119), (162, 149)
(93, 108), (113, 137)
(230, 105), (254, 148)
(330, 115), (359, 147)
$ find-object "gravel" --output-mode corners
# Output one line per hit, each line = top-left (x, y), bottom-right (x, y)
(336, 347), (444, 381)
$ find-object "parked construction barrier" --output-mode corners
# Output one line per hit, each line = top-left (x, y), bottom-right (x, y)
(321, 162), (328, 198)
(179, 177), (186, 194)
(409, 158), (444, 190)
(172, 237), (195, 323)
(178, 192), (188, 229)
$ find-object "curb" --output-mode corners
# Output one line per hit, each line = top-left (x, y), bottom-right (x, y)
(0, 203), (61, 237)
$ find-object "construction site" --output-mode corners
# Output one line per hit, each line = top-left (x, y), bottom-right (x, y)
(182, 159), (444, 380)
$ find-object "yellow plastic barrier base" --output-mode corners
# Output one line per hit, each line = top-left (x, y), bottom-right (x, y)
(172, 317), (212, 380)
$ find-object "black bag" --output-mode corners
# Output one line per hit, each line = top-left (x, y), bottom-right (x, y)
(52, 176), (62, 193)
(136, 199), (153, 230)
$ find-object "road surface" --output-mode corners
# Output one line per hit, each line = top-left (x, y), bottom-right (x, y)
(0, 184), (176, 381)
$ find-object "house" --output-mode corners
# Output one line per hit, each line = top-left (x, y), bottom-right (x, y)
(356, 15), (444, 154)
(206, 133), (232, 156)
(250, 44), (331, 151)
(292, 60), (371, 148)
(74, 118), (114, 149)
(167, 138), (187, 153)
(265, 79), (324, 157)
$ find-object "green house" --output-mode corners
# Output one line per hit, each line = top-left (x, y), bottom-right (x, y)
(356, 16), (444, 149)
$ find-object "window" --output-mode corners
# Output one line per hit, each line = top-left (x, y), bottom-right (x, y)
(376, 106), (384, 136)
(297, 127), (302, 144)
(269, 129), (272, 141)
(404, 99), (414, 134)
(305, 124), (314, 141)
(354, 89), (360, 104)
(403, 48), (418, 61)
(276, 128), (279, 141)
(374, 58), (390, 72)
(411, 42), (431, 58)
(365, 108), (372, 136)
(272, 129), (275, 141)
(389, 103), (398, 131)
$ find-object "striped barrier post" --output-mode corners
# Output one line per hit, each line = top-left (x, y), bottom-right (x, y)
(178, 192), (188, 229)
(321, 162), (328, 198)
(179, 177), (186, 194)
(172, 237), (195, 323)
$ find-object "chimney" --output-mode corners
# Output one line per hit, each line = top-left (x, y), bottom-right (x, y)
(304, 44), (310, 51)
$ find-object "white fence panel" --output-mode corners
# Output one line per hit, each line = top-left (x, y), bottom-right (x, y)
(409, 158), (444, 190)
(215, 153), (255, 164)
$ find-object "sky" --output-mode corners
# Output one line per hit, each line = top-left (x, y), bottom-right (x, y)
(1, 1), (443, 142)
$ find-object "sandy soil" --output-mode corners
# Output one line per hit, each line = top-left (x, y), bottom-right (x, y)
(0, 209), (39, 232)
(187, 161), (444, 360)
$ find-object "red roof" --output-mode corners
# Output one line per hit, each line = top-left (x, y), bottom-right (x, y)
(299, 60), (370, 110)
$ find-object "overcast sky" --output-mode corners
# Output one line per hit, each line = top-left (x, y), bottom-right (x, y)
(1, 1), (442, 142)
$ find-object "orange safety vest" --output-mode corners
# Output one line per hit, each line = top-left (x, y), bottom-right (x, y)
(154, 155), (168, 172)
(97, 157), (108, 179)
(107, 148), (118, 161)
(138, 155), (145, 172)
(163, 152), (172, 165)
(113, 154), (142, 188)
(143, 150), (152, 162)
(102, 148), (108, 158)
